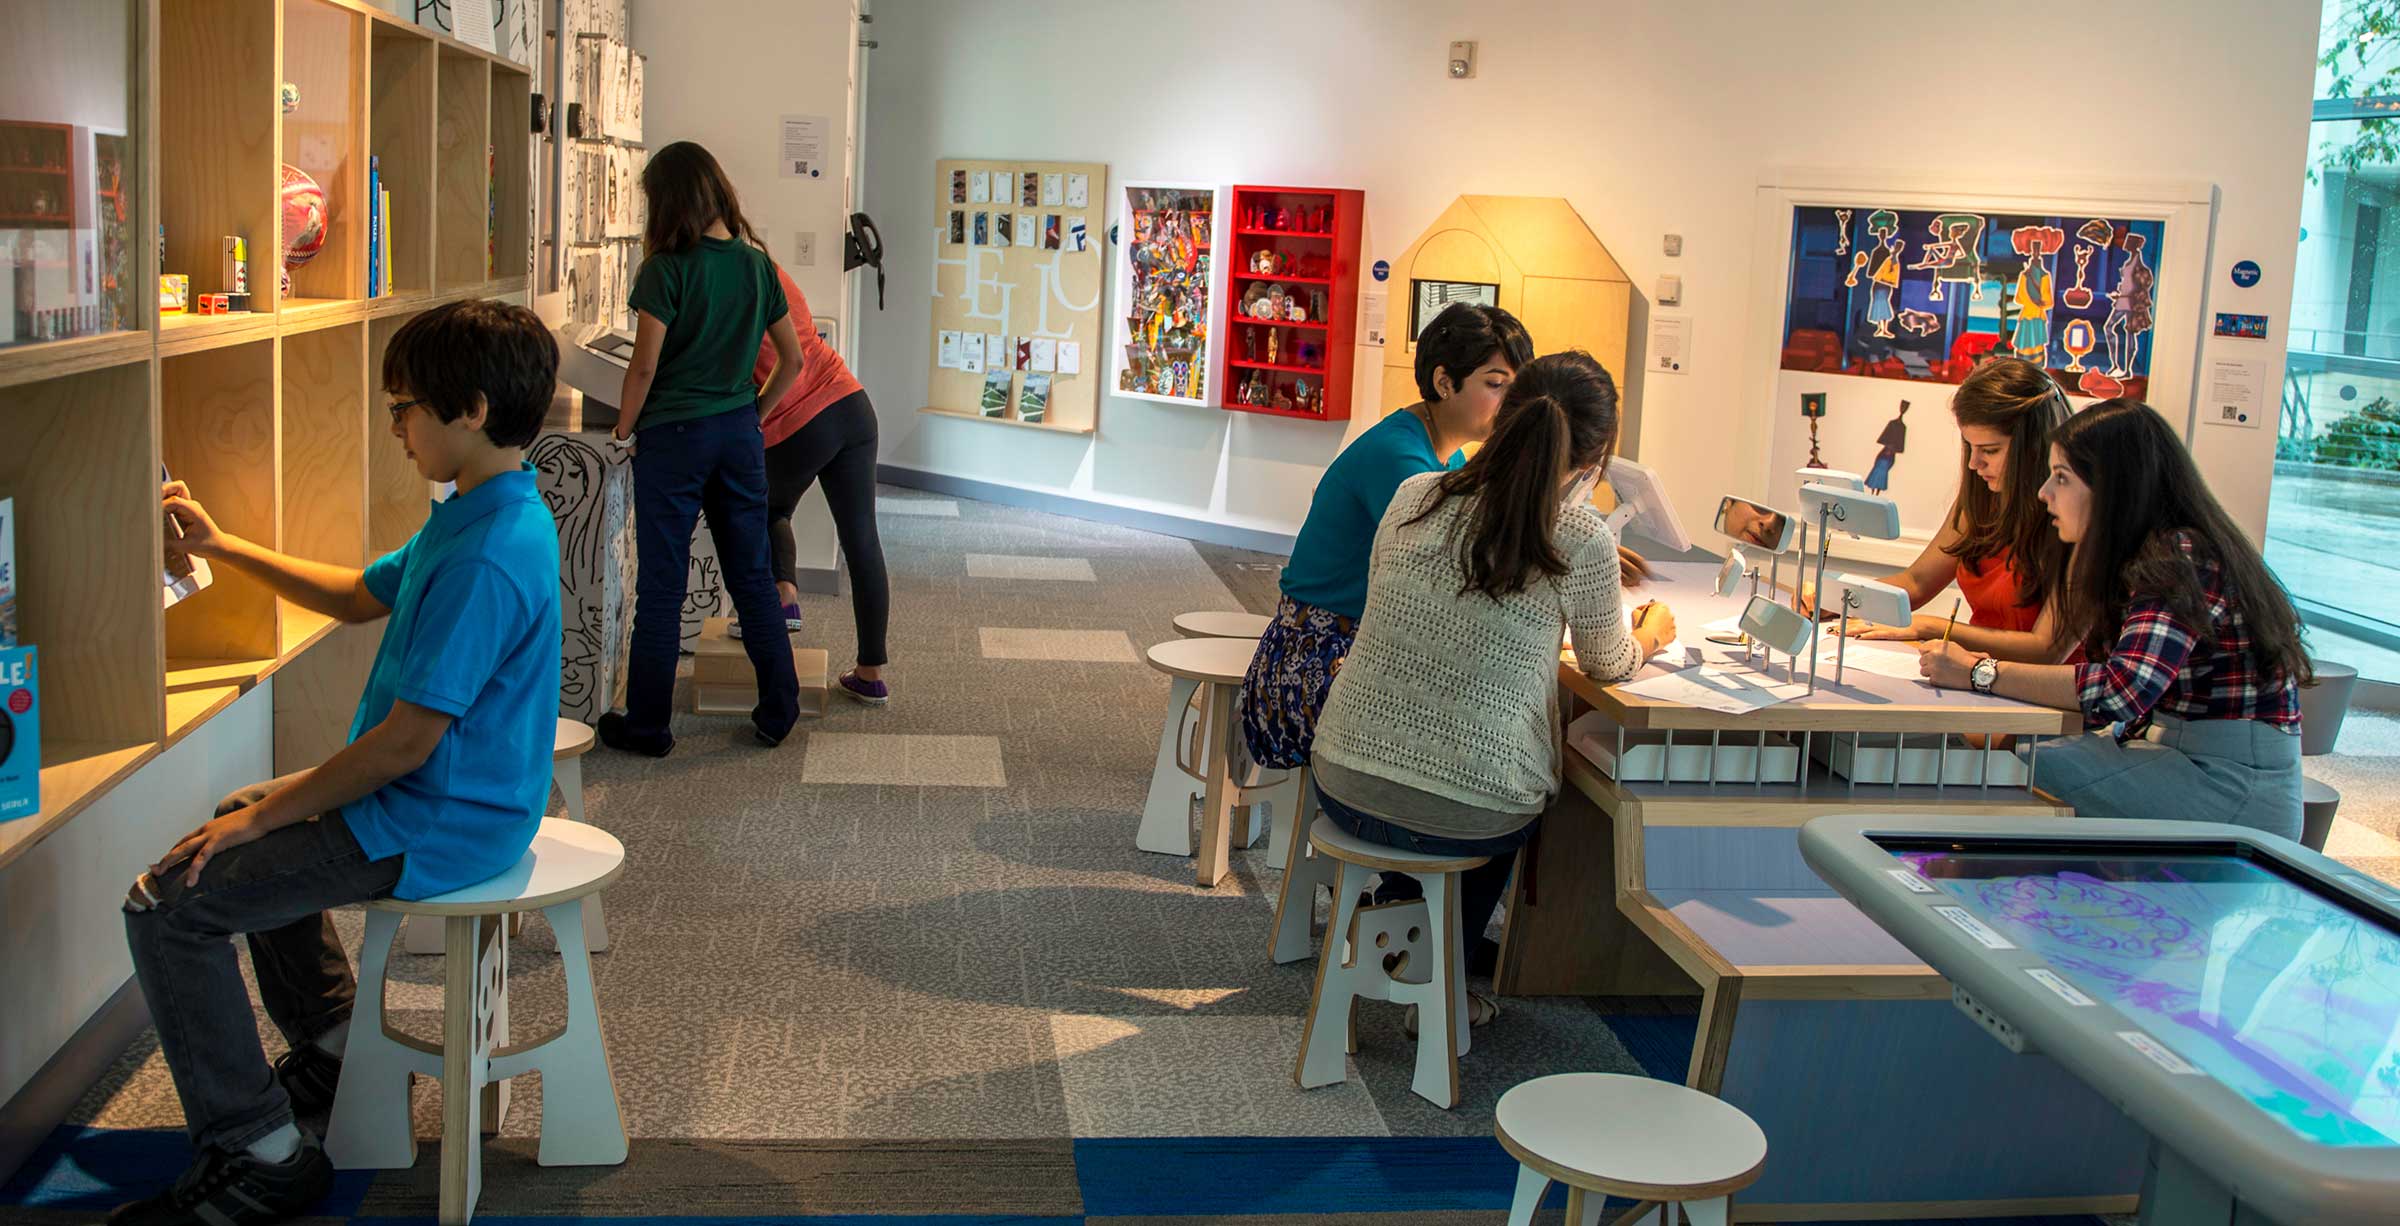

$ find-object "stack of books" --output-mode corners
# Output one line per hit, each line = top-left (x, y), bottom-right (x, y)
(366, 156), (394, 297)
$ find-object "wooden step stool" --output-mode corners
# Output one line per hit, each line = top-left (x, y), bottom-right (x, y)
(692, 616), (828, 717)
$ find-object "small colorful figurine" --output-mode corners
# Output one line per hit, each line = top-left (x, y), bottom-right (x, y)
(1266, 329), (1279, 365)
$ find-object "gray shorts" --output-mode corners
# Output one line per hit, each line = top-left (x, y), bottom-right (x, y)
(2027, 715), (2303, 841)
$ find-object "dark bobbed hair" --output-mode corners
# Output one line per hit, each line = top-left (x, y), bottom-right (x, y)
(1407, 350), (1619, 599)
(1413, 301), (1534, 401)
(2047, 400), (2310, 687)
(1945, 355), (2070, 607)
(641, 140), (767, 257)
(380, 299), (556, 449)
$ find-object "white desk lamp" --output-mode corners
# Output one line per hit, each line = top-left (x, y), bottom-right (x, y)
(1794, 483), (1904, 693)
(1825, 573), (1912, 686)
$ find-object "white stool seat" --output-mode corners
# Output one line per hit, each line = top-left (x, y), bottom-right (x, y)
(553, 716), (596, 760)
(1309, 816), (1490, 874)
(332, 818), (630, 1225)
(1145, 636), (1258, 683)
(368, 819), (623, 915)
(1498, 1073), (1766, 1202)
(1174, 610), (1271, 640)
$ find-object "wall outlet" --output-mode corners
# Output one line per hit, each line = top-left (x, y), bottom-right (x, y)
(795, 232), (816, 266)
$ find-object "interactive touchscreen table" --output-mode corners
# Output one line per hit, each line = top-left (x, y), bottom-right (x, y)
(1801, 814), (2400, 1226)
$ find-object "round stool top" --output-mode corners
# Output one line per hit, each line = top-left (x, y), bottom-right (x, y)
(2304, 775), (2342, 805)
(1307, 815), (1490, 874)
(1146, 636), (1259, 684)
(1174, 611), (1271, 640)
(555, 718), (597, 761)
(368, 818), (625, 916)
(1495, 1073), (1766, 1202)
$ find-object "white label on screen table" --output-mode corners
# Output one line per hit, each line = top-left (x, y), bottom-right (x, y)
(1886, 868), (1937, 894)
(2118, 1030), (2201, 1074)
(1932, 905), (2015, 950)
(2026, 968), (2095, 1006)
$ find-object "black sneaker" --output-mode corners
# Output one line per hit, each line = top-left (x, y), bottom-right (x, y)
(108, 1137), (333, 1226)
(596, 711), (673, 757)
(272, 1043), (342, 1119)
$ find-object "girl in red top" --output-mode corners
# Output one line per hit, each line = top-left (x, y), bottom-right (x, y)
(752, 263), (891, 704)
(1840, 355), (2072, 661)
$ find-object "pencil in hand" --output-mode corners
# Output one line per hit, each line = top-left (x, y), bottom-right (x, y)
(1939, 597), (1962, 646)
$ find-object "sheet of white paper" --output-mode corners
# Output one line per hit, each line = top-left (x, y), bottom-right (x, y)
(1058, 340), (1082, 375)
(937, 330), (962, 369)
(779, 114), (829, 178)
(971, 171), (991, 204)
(961, 332), (985, 374)
(1823, 637), (1931, 681)
(1066, 173), (1089, 208)
(1041, 172), (1063, 206)
(988, 334), (1007, 370)
(1619, 666), (1808, 716)
(1029, 338), (1057, 372)
(1016, 213), (1038, 248)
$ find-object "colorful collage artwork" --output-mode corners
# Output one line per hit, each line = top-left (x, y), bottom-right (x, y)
(1780, 206), (2165, 402)
(1117, 187), (1215, 402)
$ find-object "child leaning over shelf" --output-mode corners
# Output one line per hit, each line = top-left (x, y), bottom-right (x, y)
(597, 139), (805, 756)
(114, 299), (562, 1226)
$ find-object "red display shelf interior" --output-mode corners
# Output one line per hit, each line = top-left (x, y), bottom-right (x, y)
(1233, 270), (1331, 286)
(0, 166), (70, 176)
(0, 212), (69, 224)
(1237, 227), (1332, 239)
(1228, 358), (1326, 376)
(1238, 402), (1333, 421)
(1228, 315), (1327, 331)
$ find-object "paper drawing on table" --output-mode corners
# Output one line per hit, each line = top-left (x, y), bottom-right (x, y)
(1618, 666), (1807, 716)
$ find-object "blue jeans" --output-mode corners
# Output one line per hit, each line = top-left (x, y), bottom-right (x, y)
(2028, 715), (2303, 841)
(1314, 780), (1536, 966)
(124, 779), (402, 1153)
(628, 408), (800, 739)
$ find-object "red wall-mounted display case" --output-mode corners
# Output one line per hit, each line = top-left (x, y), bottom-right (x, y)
(1218, 184), (1362, 421)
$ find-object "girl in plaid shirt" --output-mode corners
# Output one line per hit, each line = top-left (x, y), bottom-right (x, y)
(1920, 401), (2311, 839)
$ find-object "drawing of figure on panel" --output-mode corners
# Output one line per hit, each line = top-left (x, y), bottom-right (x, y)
(2009, 225), (2064, 363)
(1864, 400), (1908, 495)
(1909, 212), (1986, 301)
(2104, 231), (2155, 377)
(1852, 234), (1904, 338)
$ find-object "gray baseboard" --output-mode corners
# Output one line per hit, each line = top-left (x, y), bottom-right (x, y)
(877, 464), (1297, 556)
(0, 977), (147, 1184)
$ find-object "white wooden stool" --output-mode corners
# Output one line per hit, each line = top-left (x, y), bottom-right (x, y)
(1172, 610), (1272, 640)
(1293, 817), (1484, 1108)
(1268, 767), (1332, 964)
(1138, 636), (1296, 885)
(329, 819), (629, 1225)
(407, 719), (605, 955)
(1496, 1073), (1766, 1226)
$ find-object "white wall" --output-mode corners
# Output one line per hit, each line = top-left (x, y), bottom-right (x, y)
(853, 0), (2322, 544)
(1, 686), (272, 1109)
(0, 1), (131, 134)
(632, 0), (862, 576)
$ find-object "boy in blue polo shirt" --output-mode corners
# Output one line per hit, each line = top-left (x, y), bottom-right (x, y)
(114, 300), (562, 1226)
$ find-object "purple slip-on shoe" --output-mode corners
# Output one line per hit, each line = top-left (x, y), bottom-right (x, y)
(837, 670), (890, 705)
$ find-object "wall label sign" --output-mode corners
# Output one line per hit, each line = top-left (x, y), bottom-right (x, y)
(1371, 259), (1390, 282)
(2230, 259), (2261, 288)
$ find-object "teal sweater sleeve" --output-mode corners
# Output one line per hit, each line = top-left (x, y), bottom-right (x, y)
(1278, 412), (1449, 621)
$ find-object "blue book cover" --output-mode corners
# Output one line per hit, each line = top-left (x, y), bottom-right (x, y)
(0, 645), (38, 823)
(367, 157), (381, 299)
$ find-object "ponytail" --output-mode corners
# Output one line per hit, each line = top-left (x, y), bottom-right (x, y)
(1407, 351), (1620, 598)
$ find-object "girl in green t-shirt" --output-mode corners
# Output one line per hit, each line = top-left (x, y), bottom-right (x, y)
(597, 141), (807, 757)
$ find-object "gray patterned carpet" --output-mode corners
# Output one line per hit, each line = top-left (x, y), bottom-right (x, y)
(26, 485), (2391, 1223)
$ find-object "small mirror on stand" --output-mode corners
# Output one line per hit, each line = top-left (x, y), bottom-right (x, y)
(1824, 573), (1912, 686)
(1714, 496), (1797, 554)
(1793, 484), (1904, 692)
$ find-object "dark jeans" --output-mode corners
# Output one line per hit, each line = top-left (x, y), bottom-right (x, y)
(629, 407), (801, 739)
(1313, 780), (1535, 971)
(764, 389), (890, 666)
(123, 780), (402, 1153)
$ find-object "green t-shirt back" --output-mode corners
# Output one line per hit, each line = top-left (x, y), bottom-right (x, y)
(626, 236), (789, 430)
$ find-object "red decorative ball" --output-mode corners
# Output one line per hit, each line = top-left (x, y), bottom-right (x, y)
(280, 164), (328, 269)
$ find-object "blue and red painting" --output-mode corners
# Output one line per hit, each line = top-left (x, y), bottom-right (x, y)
(1779, 206), (2165, 401)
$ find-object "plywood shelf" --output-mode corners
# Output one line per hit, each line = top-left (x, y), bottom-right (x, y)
(0, 332), (153, 392)
(916, 405), (1098, 436)
(0, 0), (535, 869)
(0, 744), (157, 875)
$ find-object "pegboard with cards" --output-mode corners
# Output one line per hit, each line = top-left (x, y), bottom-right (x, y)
(921, 158), (1107, 434)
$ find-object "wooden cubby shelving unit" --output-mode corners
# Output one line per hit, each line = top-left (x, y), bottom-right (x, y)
(0, 0), (534, 873)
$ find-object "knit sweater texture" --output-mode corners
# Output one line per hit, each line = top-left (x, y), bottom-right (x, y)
(1313, 471), (1645, 833)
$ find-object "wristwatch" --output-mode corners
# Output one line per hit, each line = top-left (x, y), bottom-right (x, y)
(1970, 657), (1999, 694)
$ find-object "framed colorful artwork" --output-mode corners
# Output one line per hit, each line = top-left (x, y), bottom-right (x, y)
(1110, 180), (1225, 407)
(1744, 169), (2213, 561)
